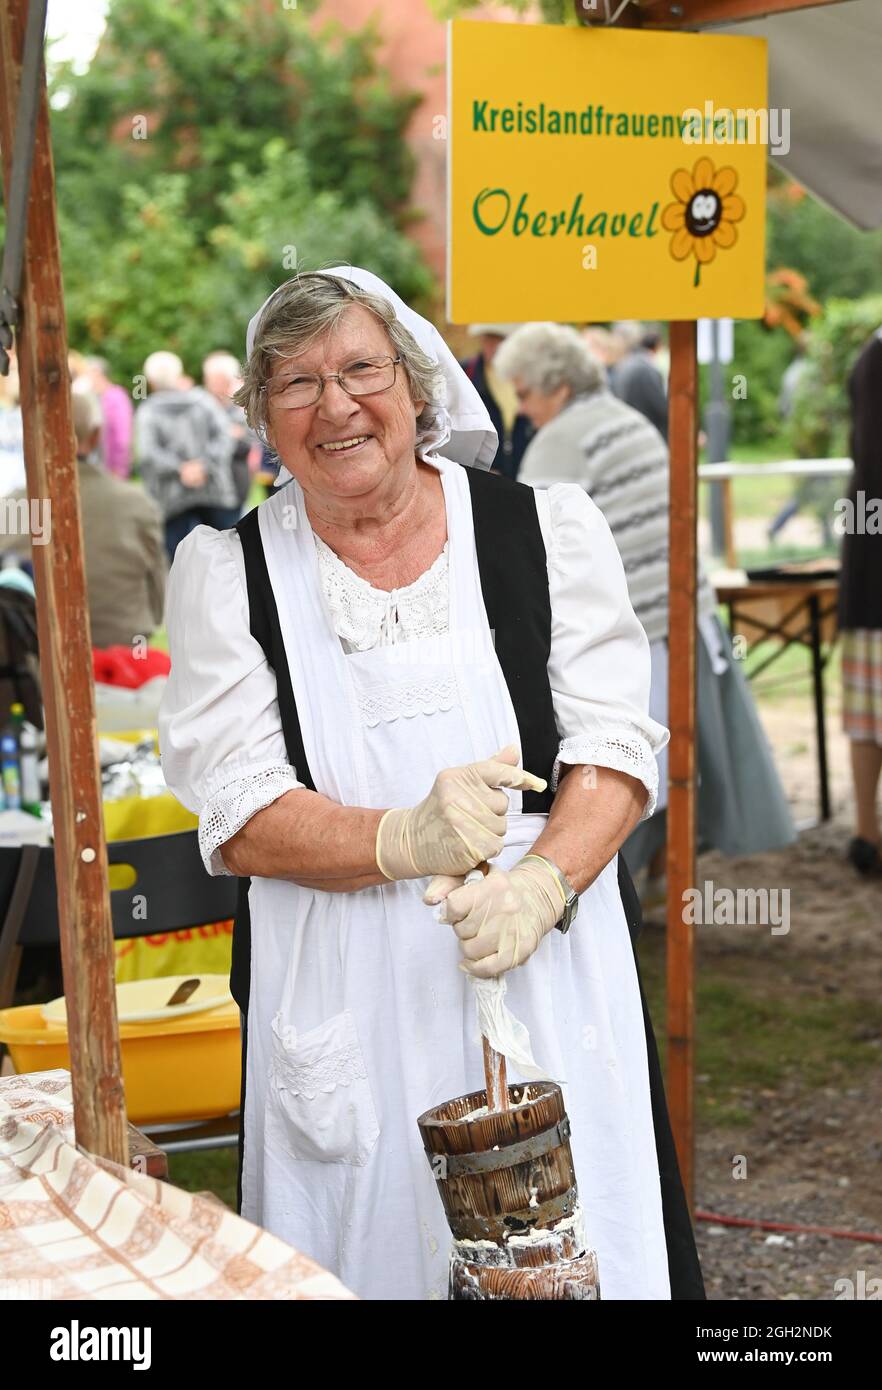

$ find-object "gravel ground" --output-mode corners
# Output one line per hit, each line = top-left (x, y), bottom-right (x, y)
(687, 690), (882, 1300)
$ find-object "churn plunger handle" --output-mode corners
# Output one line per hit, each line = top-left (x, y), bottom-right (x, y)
(463, 863), (510, 1113)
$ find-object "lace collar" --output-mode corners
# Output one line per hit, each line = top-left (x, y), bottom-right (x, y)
(313, 534), (449, 651)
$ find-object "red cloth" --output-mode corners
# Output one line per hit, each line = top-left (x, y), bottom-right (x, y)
(93, 645), (171, 688)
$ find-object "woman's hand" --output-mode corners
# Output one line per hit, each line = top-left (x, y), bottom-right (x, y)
(423, 858), (564, 979)
(375, 744), (546, 881)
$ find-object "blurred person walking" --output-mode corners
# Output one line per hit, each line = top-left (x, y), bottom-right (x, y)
(767, 338), (836, 546)
(135, 350), (238, 560)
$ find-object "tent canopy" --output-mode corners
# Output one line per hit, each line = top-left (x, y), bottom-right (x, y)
(717, 0), (882, 229)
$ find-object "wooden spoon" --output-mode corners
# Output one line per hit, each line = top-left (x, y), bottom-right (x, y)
(165, 977), (200, 1008)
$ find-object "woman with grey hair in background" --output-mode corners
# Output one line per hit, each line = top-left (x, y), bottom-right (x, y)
(495, 321), (795, 895)
(159, 267), (704, 1301)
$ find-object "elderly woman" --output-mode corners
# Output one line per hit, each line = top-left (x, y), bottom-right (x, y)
(159, 268), (704, 1301)
(495, 322), (795, 888)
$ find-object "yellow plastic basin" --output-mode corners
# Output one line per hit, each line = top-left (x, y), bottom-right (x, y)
(0, 998), (242, 1126)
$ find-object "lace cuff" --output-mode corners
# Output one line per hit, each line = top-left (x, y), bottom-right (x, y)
(551, 732), (660, 821)
(198, 762), (304, 876)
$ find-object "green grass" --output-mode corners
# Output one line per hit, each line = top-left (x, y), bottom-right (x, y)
(702, 472), (843, 529)
(700, 436), (802, 524)
(637, 930), (882, 1130)
(167, 1147), (238, 1210)
(740, 633), (841, 704)
(726, 437), (795, 466)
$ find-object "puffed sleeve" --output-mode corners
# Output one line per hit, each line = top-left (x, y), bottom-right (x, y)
(158, 525), (304, 875)
(536, 484), (669, 820)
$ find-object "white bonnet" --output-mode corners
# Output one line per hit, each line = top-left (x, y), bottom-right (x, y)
(245, 265), (497, 475)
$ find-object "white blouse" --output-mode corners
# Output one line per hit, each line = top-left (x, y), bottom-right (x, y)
(159, 483), (669, 877)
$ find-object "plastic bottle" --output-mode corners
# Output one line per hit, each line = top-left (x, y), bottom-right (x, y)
(14, 703), (41, 815)
(1, 704), (22, 811)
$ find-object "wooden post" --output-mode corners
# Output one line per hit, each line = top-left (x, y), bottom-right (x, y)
(636, 0), (849, 24)
(666, 321), (698, 1205)
(576, 0), (848, 27)
(0, 0), (127, 1164)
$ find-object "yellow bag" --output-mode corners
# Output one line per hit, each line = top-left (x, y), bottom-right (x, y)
(105, 770), (233, 985)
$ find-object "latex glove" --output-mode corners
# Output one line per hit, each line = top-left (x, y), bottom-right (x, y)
(424, 857), (566, 979)
(375, 745), (546, 881)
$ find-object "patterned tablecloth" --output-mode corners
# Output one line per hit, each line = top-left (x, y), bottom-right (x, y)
(0, 1070), (356, 1300)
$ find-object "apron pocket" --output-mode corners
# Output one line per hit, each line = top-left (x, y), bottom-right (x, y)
(266, 1008), (380, 1166)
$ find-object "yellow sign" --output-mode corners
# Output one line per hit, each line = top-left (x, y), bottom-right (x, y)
(447, 21), (768, 322)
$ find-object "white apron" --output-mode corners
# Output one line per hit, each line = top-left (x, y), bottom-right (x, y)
(241, 455), (670, 1300)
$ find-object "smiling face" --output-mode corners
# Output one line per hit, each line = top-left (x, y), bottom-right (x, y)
(686, 189), (722, 238)
(264, 304), (425, 509)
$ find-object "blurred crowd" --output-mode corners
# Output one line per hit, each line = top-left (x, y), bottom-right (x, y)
(0, 320), (665, 657)
(0, 345), (276, 651)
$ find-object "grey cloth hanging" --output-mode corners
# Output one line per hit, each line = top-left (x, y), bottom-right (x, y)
(0, 0), (48, 375)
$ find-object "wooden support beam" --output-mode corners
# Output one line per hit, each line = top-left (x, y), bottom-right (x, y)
(0, 0), (127, 1165)
(666, 321), (698, 1207)
(637, 0), (848, 24)
(576, 0), (848, 25)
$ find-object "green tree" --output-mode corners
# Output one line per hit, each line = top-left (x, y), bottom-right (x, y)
(430, 0), (570, 20)
(56, 139), (433, 386)
(48, 0), (420, 242)
(0, 0), (433, 382)
(789, 295), (882, 459)
(767, 185), (882, 303)
(704, 319), (793, 449)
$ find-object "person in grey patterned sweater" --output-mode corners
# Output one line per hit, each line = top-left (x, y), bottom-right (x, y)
(495, 321), (795, 884)
(495, 322), (717, 641)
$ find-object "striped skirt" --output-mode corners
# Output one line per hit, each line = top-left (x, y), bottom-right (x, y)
(842, 629), (882, 744)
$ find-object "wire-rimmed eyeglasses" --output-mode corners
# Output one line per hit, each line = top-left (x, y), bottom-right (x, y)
(260, 355), (402, 410)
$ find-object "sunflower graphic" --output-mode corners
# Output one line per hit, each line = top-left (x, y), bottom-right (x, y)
(662, 157), (746, 287)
